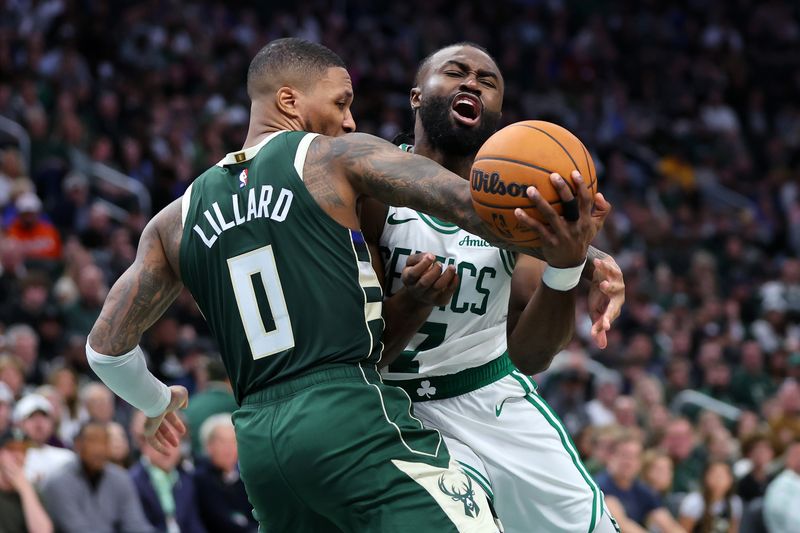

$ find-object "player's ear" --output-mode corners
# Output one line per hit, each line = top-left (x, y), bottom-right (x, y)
(276, 86), (302, 119)
(410, 88), (421, 112)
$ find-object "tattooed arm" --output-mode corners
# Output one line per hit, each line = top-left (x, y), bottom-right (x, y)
(86, 200), (188, 455)
(88, 202), (183, 355)
(318, 133), (539, 254)
(306, 133), (625, 349)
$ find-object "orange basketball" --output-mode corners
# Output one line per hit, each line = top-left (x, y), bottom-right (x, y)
(470, 120), (597, 246)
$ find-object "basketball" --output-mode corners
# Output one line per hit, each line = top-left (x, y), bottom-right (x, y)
(470, 120), (597, 246)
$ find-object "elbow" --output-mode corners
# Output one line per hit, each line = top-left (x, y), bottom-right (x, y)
(508, 335), (571, 375)
(508, 346), (556, 375)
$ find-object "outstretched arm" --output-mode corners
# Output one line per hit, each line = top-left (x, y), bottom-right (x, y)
(310, 133), (545, 258)
(87, 201), (188, 454)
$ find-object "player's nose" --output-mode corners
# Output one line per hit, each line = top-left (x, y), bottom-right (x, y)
(459, 75), (481, 94)
(343, 109), (356, 133)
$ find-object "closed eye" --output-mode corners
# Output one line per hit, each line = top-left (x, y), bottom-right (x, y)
(444, 70), (464, 78)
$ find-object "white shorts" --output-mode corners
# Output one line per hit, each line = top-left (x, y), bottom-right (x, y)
(412, 370), (612, 533)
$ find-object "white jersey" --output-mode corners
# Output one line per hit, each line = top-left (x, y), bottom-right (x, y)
(375, 149), (614, 532)
(377, 203), (614, 533)
(379, 205), (514, 382)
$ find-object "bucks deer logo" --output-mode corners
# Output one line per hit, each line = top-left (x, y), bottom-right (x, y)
(438, 472), (480, 518)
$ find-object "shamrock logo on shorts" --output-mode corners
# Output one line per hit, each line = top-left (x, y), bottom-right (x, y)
(417, 380), (437, 398)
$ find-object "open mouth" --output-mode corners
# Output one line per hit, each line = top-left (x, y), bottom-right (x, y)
(451, 92), (482, 126)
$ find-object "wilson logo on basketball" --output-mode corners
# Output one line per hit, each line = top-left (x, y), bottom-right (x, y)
(471, 169), (527, 197)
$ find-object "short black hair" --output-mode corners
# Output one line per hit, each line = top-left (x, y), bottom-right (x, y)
(74, 420), (108, 441)
(414, 42), (498, 86)
(247, 38), (346, 99)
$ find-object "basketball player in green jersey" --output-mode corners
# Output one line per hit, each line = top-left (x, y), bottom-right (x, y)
(361, 44), (623, 532)
(83, 39), (599, 532)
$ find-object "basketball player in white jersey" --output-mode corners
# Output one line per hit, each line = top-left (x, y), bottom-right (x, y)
(361, 43), (623, 533)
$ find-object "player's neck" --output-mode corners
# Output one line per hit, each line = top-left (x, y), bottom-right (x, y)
(242, 102), (303, 149)
(413, 136), (474, 181)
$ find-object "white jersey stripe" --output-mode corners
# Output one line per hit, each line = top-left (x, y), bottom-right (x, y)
(293, 133), (319, 180)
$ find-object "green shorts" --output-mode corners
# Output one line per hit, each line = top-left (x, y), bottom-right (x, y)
(232, 363), (498, 533)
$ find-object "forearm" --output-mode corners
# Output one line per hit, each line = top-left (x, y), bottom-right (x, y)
(330, 133), (546, 260)
(507, 285), (576, 374)
(18, 485), (53, 533)
(379, 289), (433, 367)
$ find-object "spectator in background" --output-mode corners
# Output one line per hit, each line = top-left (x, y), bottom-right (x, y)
(699, 363), (736, 405)
(6, 273), (50, 329)
(5, 324), (45, 385)
(6, 192), (62, 261)
(665, 359), (693, 405)
(131, 431), (206, 533)
(0, 355), (26, 400)
(62, 263), (107, 336)
(5, 273), (64, 359)
(13, 393), (73, 485)
(51, 171), (91, 236)
(586, 372), (620, 427)
(736, 411), (761, 443)
(195, 414), (256, 533)
(705, 429), (737, 464)
(0, 383), (13, 435)
(763, 441), (800, 533)
(614, 395), (639, 428)
(80, 202), (113, 251)
(662, 418), (706, 493)
(678, 461), (742, 533)
(0, 239), (26, 306)
(584, 425), (621, 475)
(768, 380), (800, 454)
(595, 432), (685, 533)
(106, 421), (131, 468)
(78, 382), (115, 425)
(641, 449), (675, 498)
(48, 366), (81, 445)
(731, 341), (776, 410)
(34, 385), (68, 448)
(41, 421), (154, 533)
(0, 430), (53, 533)
(760, 259), (800, 319)
(184, 359), (237, 456)
(736, 433), (775, 503)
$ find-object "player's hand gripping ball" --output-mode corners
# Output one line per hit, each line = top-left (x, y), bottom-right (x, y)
(470, 120), (598, 246)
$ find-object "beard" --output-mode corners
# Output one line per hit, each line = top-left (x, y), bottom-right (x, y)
(418, 94), (501, 157)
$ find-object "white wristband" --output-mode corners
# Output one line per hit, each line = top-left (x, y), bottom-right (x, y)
(86, 343), (171, 418)
(542, 258), (587, 291)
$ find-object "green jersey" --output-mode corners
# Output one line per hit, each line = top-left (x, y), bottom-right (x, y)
(179, 131), (383, 403)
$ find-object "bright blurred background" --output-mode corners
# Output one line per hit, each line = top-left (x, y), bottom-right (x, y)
(0, 1), (799, 532)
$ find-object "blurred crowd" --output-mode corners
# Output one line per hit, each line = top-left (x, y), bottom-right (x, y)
(0, 0), (799, 532)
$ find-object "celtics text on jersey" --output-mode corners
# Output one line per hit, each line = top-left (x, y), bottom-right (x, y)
(379, 205), (514, 383)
